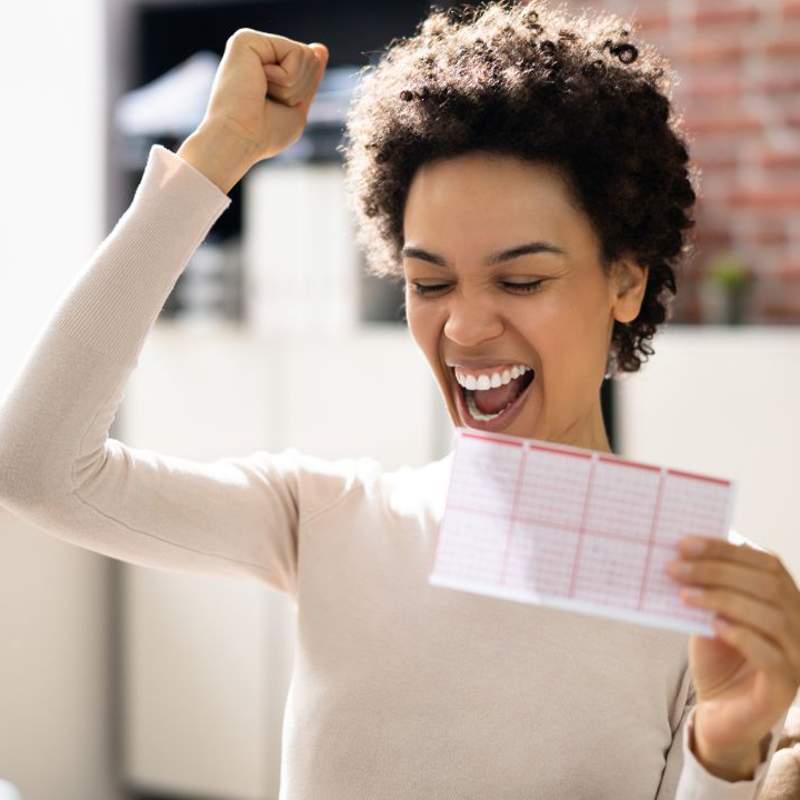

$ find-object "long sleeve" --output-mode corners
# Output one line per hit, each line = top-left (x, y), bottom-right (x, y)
(658, 673), (790, 799)
(0, 145), (359, 596)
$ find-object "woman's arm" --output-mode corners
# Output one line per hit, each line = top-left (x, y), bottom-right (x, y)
(0, 32), (339, 594)
(0, 144), (300, 591)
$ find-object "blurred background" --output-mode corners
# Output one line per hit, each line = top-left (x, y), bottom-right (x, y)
(0, 0), (798, 797)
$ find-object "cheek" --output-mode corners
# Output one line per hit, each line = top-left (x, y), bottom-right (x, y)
(512, 291), (600, 384)
(510, 295), (561, 351)
(405, 298), (440, 354)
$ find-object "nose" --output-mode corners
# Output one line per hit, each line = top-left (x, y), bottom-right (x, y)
(442, 292), (505, 347)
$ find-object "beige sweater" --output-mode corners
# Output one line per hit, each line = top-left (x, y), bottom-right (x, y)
(0, 144), (788, 799)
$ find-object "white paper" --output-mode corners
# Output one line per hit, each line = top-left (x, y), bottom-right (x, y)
(429, 428), (736, 636)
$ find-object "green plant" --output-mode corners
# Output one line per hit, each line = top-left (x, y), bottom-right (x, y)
(706, 252), (753, 288)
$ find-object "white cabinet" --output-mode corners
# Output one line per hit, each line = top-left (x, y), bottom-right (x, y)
(242, 162), (362, 336)
(120, 322), (449, 798)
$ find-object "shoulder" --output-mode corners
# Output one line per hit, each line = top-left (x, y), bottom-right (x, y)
(243, 448), (453, 525)
(266, 447), (386, 523)
(222, 447), (383, 525)
(380, 451), (454, 523)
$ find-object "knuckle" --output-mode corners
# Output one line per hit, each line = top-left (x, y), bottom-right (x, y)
(226, 31), (242, 48)
(730, 594), (746, 617)
(699, 563), (715, 582)
(767, 577), (782, 603)
(227, 27), (254, 47)
(775, 611), (788, 636)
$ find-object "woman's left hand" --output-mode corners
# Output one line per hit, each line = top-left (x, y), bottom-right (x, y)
(667, 535), (800, 778)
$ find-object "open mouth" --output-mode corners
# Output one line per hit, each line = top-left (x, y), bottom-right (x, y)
(452, 366), (536, 432)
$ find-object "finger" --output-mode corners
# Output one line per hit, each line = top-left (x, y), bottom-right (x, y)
(263, 62), (291, 87)
(294, 45), (328, 112)
(712, 613), (786, 671)
(308, 42), (329, 78)
(226, 28), (299, 66)
(667, 558), (782, 607)
(265, 78), (296, 104)
(266, 56), (314, 105)
(295, 53), (322, 100)
(677, 535), (782, 575)
(296, 42), (329, 105)
(682, 586), (787, 650)
(269, 45), (323, 105)
(672, 553), (800, 683)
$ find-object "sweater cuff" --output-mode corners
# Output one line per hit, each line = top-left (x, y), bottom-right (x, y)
(677, 704), (788, 799)
(137, 143), (232, 213)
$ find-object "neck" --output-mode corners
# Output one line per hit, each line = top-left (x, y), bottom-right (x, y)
(552, 397), (614, 454)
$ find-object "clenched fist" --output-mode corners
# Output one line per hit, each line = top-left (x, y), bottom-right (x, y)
(177, 29), (329, 192)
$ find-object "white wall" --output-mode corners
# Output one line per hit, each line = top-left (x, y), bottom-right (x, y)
(616, 326), (800, 583)
(0, 1), (121, 797)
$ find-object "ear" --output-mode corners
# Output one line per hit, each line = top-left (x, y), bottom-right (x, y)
(610, 257), (649, 325)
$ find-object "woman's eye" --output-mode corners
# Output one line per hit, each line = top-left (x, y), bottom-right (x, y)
(410, 283), (449, 296)
(501, 280), (545, 294)
(409, 280), (546, 296)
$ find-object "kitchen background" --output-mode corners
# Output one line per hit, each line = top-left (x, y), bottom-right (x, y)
(0, 0), (798, 798)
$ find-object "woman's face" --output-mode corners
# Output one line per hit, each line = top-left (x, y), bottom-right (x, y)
(402, 150), (648, 452)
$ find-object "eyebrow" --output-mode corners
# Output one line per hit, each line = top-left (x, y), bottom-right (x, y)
(400, 241), (567, 267)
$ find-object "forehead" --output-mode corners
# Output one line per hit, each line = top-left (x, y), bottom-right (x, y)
(402, 151), (597, 258)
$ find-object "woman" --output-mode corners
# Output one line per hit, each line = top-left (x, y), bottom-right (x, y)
(0, 1), (798, 797)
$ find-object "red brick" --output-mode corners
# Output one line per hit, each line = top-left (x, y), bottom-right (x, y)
(757, 76), (800, 94)
(674, 298), (703, 324)
(777, 262), (800, 280)
(693, 227), (734, 247)
(761, 303), (800, 321)
(752, 228), (790, 246)
(632, 12), (670, 32)
(692, 6), (761, 26)
(682, 41), (745, 64)
(684, 303), (704, 324)
(685, 77), (743, 98)
(684, 113), (762, 135)
(690, 142), (740, 163)
(696, 154), (739, 170)
(765, 38), (800, 58)
(728, 188), (800, 209)
(782, 1), (800, 20)
(761, 150), (800, 170)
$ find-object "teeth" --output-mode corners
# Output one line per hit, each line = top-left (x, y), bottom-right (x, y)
(454, 364), (531, 391)
(466, 390), (513, 421)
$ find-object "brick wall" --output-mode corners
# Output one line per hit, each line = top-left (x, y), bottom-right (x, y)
(566, 0), (800, 323)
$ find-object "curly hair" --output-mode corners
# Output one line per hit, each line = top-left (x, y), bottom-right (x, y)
(339, 0), (700, 374)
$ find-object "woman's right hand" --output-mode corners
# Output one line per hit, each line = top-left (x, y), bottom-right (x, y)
(177, 29), (329, 192)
